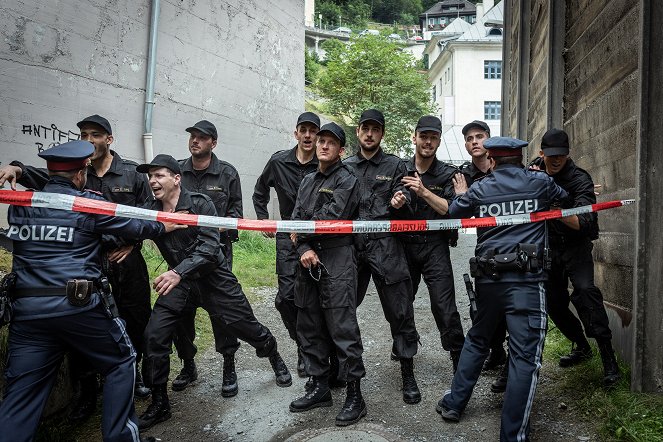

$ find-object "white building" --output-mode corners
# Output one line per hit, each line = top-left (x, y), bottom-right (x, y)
(424, 1), (503, 165)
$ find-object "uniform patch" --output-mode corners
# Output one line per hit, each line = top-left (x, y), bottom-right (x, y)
(478, 199), (539, 217)
(206, 185), (224, 191)
(318, 187), (334, 194)
(6, 225), (75, 243)
(111, 186), (132, 192)
(375, 175), (392, 181)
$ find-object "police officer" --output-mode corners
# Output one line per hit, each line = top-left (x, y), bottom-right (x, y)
(401, 116), (465, 372)
(532, 128), (620, 387)
(0, 140), (177, 442)
(170, 120), (245, 397)
(0, 114), (155, 416)
(435, 137), (568, 442)
(253, 112), (320, 378)
(343, 109), (421, 404)
(136, 154), (291, 430)
(288, 122), (367, 426)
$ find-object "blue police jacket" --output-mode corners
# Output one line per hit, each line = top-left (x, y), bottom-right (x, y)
(449, 163), (568, 283)
(7, 176), (165, 320)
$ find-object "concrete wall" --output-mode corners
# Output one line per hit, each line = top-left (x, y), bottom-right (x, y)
(0, 0), (305, 221)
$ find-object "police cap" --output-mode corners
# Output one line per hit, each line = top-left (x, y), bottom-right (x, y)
(136, 154), (182, 175)
(415, 115), (442, 134)
(38, 140), (94, 171)
(317, 122), (346, 147)
(77, 114), (112, 135)
(296, 112), (320, 129)
(541, 128), (570, 156)
(462, 120), (490, 137)
(359, 109), (385, 127)
(483, 137), (528, 157)
(186, 120), (217, 140)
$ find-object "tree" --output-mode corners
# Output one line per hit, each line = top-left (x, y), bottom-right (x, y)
(316, 35), (436, 155)
(304, 49), (320, 84)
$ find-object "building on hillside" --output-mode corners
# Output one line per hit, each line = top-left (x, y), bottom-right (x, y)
(424, 1), (503, 165)
(420, 1), (477, 32)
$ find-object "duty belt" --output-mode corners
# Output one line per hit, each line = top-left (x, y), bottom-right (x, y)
(309, 235), (354, 251)
(361, 232), (392, 240)
(402, 233), (446, 244)
(14, 280), (94, 298)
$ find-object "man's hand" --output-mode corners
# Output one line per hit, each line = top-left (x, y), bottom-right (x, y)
(107, 245), (134, 264)
(0, 165), (23, 190)
(390, 190), (407, 209)
(300, 249), (319, 268)
(290, 232), (297, 245)
(401, 173), (428, 197)
(594, 184), (602, 196)
(262, 231), (276, 239)
(161, 222), (188, 233)
(452, 173), (468, 195)
(154, 269), (182, 296)
(529, 163), (542, 171)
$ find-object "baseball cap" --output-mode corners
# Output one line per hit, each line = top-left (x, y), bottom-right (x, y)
(136, 154), (182, 175)
(77, 114), (113, 135)
(38, 140), (94, 171)
(541, 128), (570, 156)
(317, 122), (346, 147)
(358, 109), (385, 127)
(186, 120), (218, 140)
(483, 137), (528, 157)
(462, 120), (490, 136)
(296, 112), (320, 128)
(415, 115), (442, 134)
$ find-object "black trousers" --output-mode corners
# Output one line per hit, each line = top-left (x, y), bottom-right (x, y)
(143, 269), (275, 386)
(405, 239), (464, 353)
(546, 240), (612, 343)
(295, 244), (365, 381)
(356, 235), (418, 359)
(173, 238), (240, 360)
(274, 233), (300, 345)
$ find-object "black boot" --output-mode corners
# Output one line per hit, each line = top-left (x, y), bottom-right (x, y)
(138, 384), (171, 430)
(335, 379), (367, 426)
(171, 359), (198, 392)
(490, 355), (509, 393)
(221, 355), (238, 398)
(450, 350), (461, 374)
(269, 352), (292, 387)
(290, 376), (333, 412)
(68, 375), (98, 423)
(482, 346), (506, 371)
(400, 358), (421, 404)
(297, 348), (307, 378)
(135, 366), (151, 399)
(559, 341), (593, 368)
(597, 339), (621, 387)
(329, 355), (347, 389)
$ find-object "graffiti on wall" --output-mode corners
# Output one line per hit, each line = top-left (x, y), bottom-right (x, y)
(22, 124), (80, 152)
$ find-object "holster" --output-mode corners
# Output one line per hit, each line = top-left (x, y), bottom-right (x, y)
(66, 279), (93, 307)
(0, 272), (17, 328)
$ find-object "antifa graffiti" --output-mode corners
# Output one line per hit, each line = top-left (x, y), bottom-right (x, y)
(22, 123), (80, 152)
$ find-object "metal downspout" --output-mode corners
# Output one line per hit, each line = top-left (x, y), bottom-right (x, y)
(143, 0), (161, 162)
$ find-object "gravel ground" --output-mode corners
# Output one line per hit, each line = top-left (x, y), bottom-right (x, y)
(142, 233), (597, 441)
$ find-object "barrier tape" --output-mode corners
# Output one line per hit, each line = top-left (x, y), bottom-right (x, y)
(0, 190), (635, 234)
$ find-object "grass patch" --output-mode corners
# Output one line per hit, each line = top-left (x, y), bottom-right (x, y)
(544, 325), (663, 441)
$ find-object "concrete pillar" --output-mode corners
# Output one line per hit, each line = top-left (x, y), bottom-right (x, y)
(632, 0), (663, 394)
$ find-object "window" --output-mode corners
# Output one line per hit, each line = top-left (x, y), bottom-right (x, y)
(484, 60), (502, 79)
(431, 86), (437, 102)
(484, 101), (501, 120)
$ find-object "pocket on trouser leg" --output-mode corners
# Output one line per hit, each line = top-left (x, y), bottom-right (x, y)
(525, 314), (547, 359)
(108, 317), (135, 359)
(294, 268), (317, 308)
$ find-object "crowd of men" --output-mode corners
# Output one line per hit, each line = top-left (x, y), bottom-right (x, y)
(0, 109), (620, 442)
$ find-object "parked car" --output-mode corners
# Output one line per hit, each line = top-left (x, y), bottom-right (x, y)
(388, 33), (403, 41)
(359, 29), (380, 37)
(332, 27), (352, 34)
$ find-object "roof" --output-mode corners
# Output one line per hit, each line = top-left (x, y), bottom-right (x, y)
(421, 1), (476, 18)
(438, 17), (473, 35)
(456, 1), (504, 41)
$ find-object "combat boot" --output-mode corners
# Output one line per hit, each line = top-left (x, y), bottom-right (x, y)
(297, 348), (307, 378)
(138, 384), (171, 430)
(290, 376), (333, 412)
(329, 355), (347, 389)
(450, 350), (461, 374)
(597, 339), (621, 388)
(269, 352), (293, 387)
(490, 356), (509, 393)
(171, 359), (197, 391)
(134, 366), (151, 399)
(335, 379), (367, 426)
(559, 341), (593, 367)
(221, 354), (238, 398)
(482, 346), (506, 371)
(68, 375), (98, 423)
(400, 358), (421, 404)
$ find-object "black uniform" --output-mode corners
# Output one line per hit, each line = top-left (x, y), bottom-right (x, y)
(440, 159), (568, 441)
(252, 146), (319, 344)
(13, 152), (153, 359)
(0, 175), (164, 442)
(459, 160), (488, 185)
(291, 161), (365, 381)
(404, 157), (464, 354)
(540, 158), (611, 343)
(343, 149), (418, 358)
(173, 153), (243, 361)
(141, 188), (278, 387)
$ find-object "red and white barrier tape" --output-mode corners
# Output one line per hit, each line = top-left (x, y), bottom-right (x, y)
(0, 190), (635, 234)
